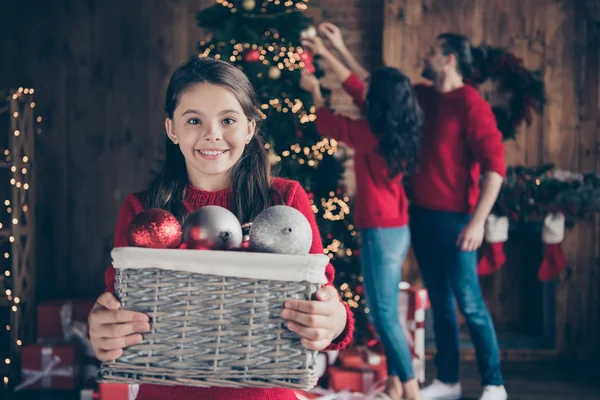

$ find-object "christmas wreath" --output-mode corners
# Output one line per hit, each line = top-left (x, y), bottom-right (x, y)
(468, 46), (547, 141)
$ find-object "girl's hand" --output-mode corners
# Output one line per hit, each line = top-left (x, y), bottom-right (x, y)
(301, 36), (328, 56)
(281, 285), (347, 351)
(318, 22), (346, 51)
(299, 70), (320, 93)
(88, 292), (150, 362)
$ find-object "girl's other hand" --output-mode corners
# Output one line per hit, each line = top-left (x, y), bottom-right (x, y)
(281, 285), (347, 351)
(88, 292), (150, 362)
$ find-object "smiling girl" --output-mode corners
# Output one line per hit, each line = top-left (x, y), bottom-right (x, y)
(88, 57), (354, 400)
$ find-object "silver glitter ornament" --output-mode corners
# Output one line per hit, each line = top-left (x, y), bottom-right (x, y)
(249, 206), (312, 255)
(182, 206), (243, 250)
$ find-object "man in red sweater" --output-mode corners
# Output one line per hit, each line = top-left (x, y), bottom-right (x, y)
(409, 34), (507, 400)
(316, 24), (507, 400)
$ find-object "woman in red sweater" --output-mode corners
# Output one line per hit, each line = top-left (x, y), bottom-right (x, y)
(88, 57), (354, 400)
(300, 28), (423, 400)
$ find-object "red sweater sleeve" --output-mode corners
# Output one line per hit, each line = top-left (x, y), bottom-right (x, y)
(465, 96), (506, 178)
(315, 107), (378, 150)
(104, 194), (144, 293)
(341, 73), (366, 109)
(286, 181), (355, 351)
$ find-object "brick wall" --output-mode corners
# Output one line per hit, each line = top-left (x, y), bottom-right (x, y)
(306, 0), (384, 116)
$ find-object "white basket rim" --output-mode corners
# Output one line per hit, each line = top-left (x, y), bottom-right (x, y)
(112, 247), (330, 284)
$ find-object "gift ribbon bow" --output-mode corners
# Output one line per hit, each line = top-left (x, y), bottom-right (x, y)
(15, 347), (76, 392)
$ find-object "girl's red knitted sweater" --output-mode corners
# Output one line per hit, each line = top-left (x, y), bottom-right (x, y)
(104, 177), (354, 400)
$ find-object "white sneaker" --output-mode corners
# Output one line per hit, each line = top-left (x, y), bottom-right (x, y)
(479, 385), (507, 400)
(420, 379), (462, 400)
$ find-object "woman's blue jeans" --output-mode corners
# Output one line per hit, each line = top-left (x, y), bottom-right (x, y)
(360, 226), (415, 382)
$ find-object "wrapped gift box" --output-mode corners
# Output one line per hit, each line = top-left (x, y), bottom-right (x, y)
(328, 366), (375, 394)
(399, 282), (429, 383)
(338, 346), (387, 382)
(18, 344), (80, 390)
(337, 347), (365, 370)
(98, 383), (138, 400)
(37, 299), (95, 342)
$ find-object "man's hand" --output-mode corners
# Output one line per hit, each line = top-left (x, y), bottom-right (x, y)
(456, 219), (485, 252)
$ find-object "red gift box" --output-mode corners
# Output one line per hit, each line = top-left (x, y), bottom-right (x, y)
(337, 346), (387, 382)
(99, 383), (138, 400)
(18, 344), (80, 390)
(329, 366), (376, 393)
(338, 347), (365, 370)
(363, 348), (387, 382)
(37, 299), (95, 341)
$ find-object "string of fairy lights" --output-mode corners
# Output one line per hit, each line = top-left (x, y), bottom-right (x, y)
(217, 0), (309, 16)
(206, 0), (366, 313)
(1, 87), (39, 387)
(199, 40), (315, 124)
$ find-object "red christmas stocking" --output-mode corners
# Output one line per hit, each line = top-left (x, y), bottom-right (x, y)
(538, 213), (568, 281)
(477, 215), (508, 276)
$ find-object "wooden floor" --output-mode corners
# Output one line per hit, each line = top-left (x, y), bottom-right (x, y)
(2, 360), (599, 399)
(427, 360), (600, 400)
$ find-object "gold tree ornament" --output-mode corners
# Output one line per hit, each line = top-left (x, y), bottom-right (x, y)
(268, 66), (281, 79)
(242, 0), (256, 10)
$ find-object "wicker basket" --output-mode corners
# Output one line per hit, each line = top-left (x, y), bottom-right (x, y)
(98, 247), (330, 390)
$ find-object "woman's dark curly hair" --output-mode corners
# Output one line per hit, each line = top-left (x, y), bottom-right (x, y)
(365, 67), (423, 179)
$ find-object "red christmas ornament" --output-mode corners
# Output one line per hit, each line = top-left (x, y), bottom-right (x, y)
(355, 284), (364, 297)
(298, 49), (315, 73)
(126, 209), (182, 248)
(244, 49), (261, 63)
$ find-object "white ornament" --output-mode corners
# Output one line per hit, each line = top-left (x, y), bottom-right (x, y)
(300, 25), (317, 39)
(250, 205), (312, 255)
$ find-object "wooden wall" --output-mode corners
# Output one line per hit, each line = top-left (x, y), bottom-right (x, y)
(0, 1), (383, 300)
(383, 0), (600, 359)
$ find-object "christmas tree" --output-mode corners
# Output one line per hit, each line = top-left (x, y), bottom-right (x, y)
(196, 0), (371, 344)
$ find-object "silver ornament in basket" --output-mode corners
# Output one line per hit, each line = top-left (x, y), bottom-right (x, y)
(99, 247), (329, 390)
